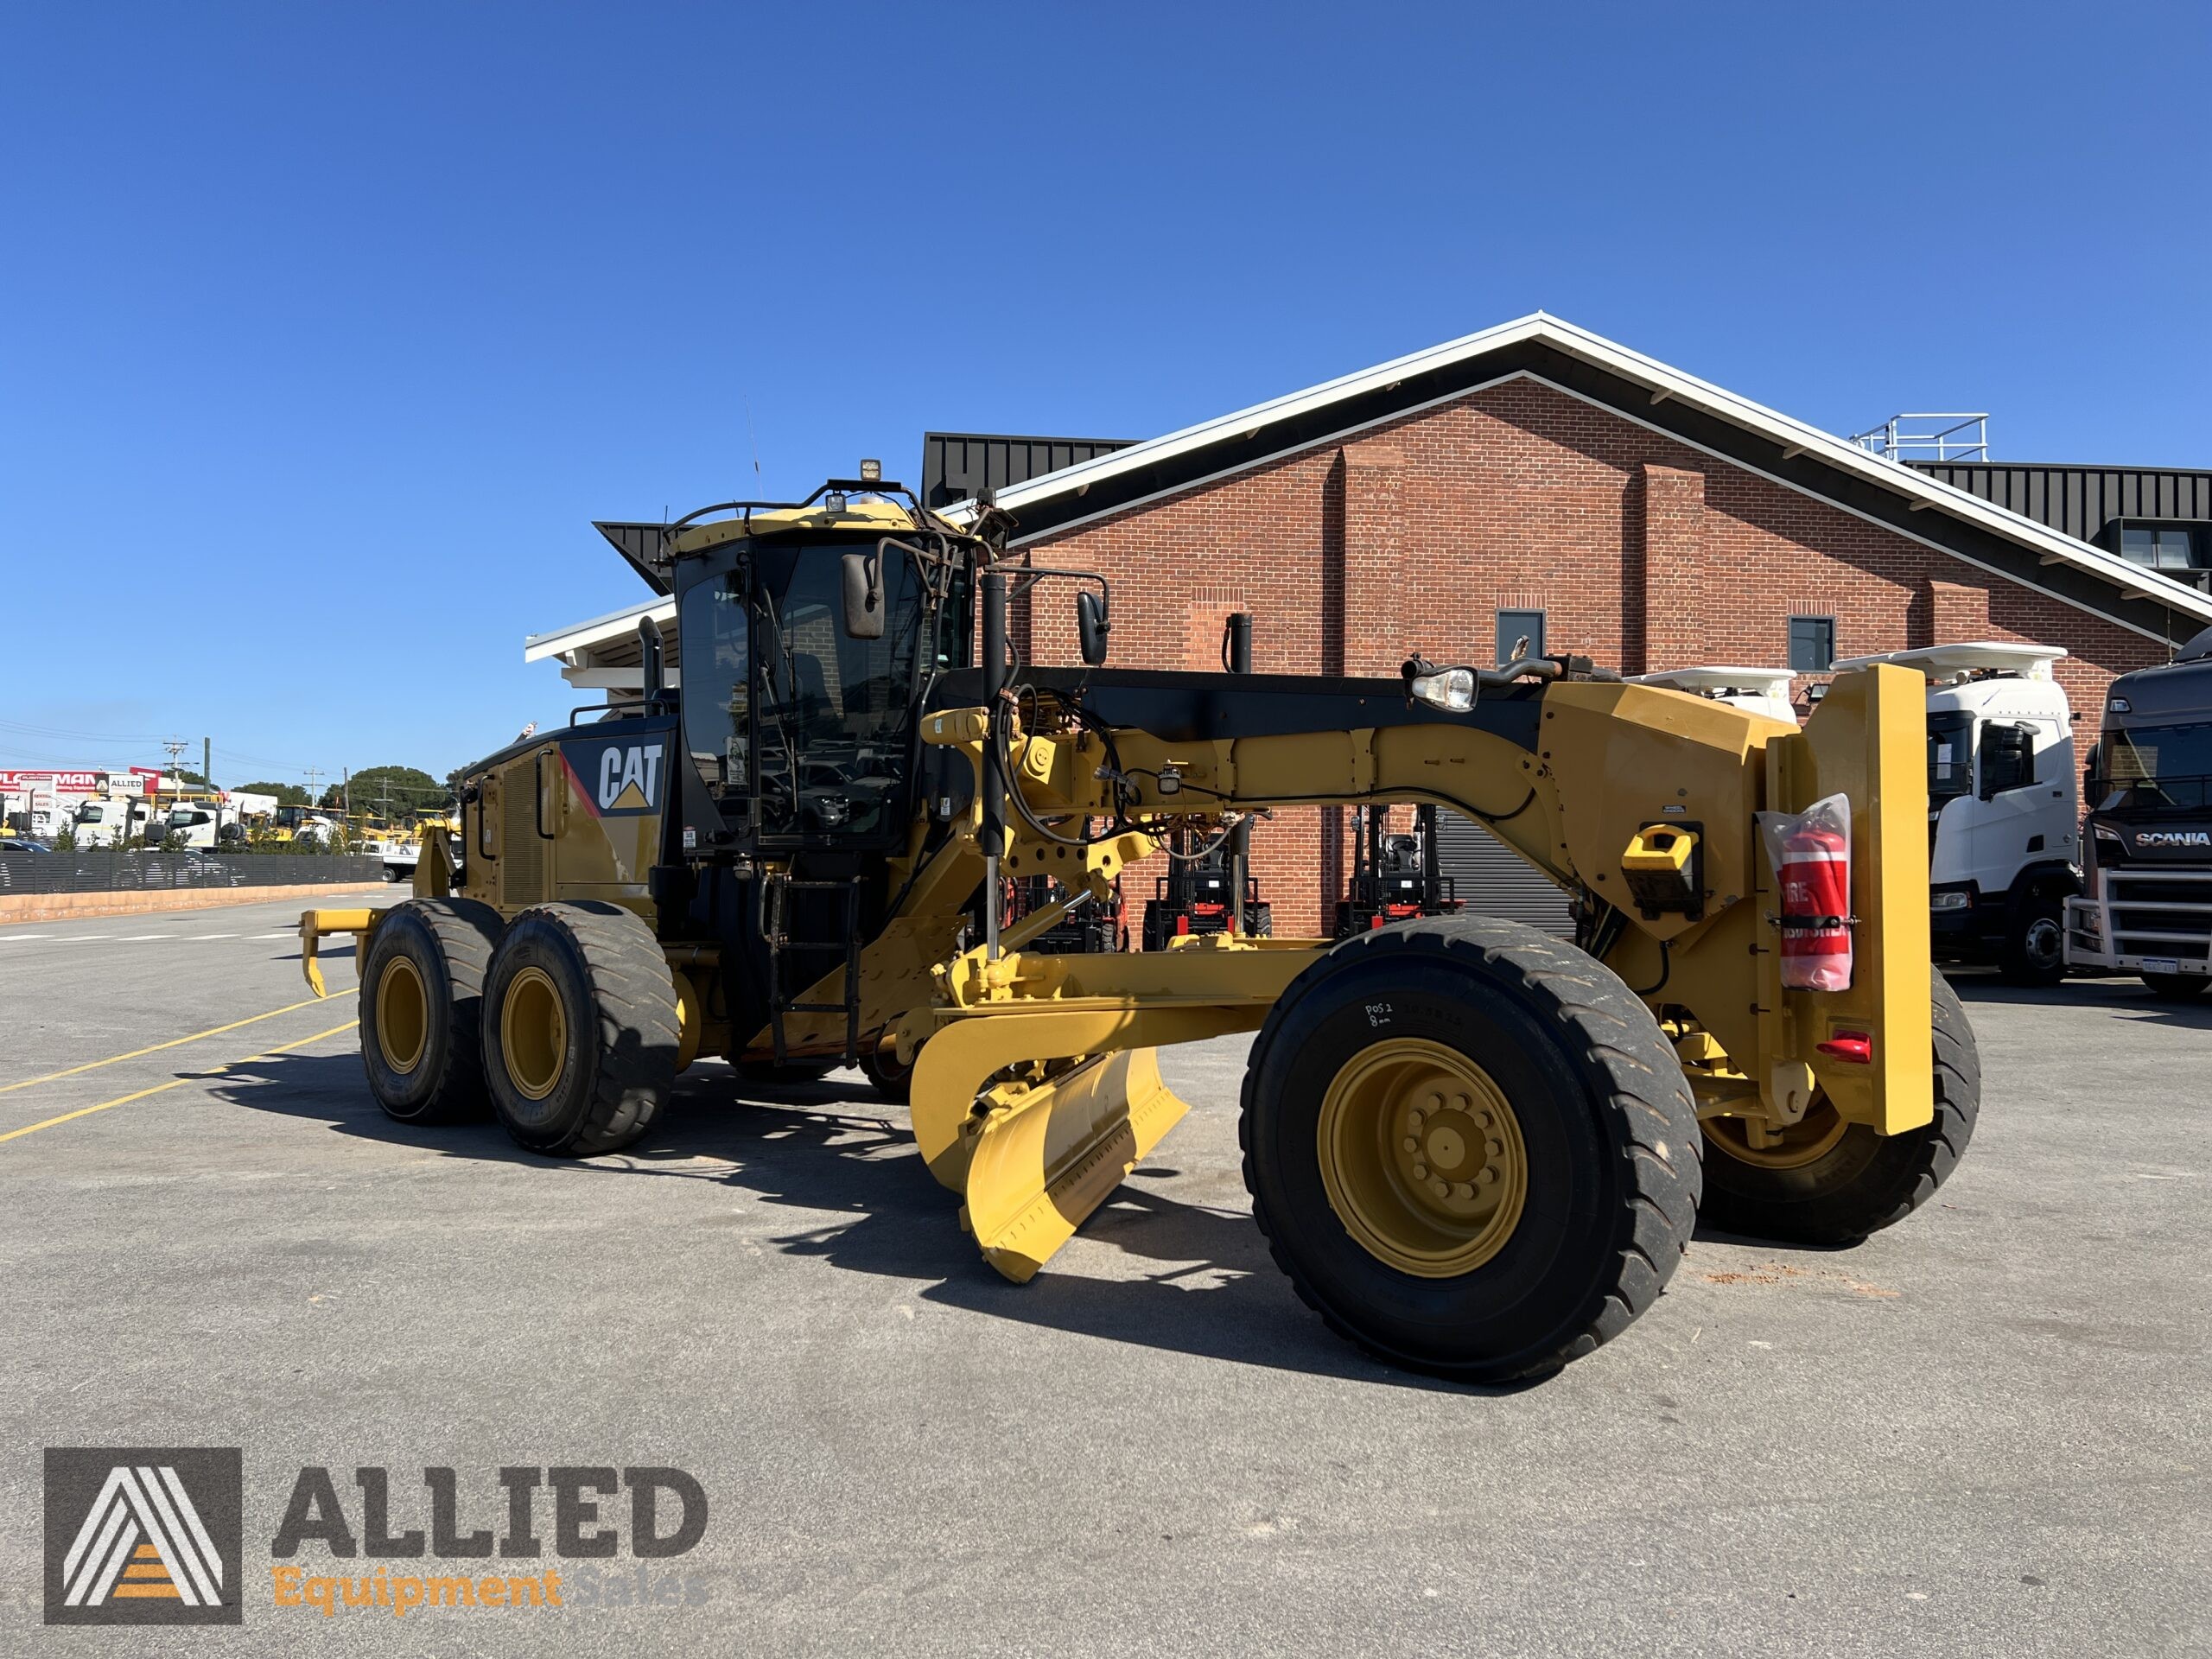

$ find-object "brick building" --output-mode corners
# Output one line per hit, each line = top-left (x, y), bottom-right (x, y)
(534, 315), (2212, 938)
(940, 315), (2212, 933)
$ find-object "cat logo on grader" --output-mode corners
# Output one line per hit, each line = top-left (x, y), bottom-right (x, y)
(298, 471), (1979, 1383)
(576, 739), (663, 817)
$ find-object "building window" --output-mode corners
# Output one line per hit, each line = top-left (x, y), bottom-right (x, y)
(2119, 524), (2203, 572)
(1789, 615), (1835, 672)
(1496, 609), (1546, 665)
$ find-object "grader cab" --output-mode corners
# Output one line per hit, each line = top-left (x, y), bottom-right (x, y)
(302, 474), (1977, 1382)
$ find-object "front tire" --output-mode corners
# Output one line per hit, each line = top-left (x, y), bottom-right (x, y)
(1998, 899), (2066, 986)
(1241, 916), (1700, 1383)
(1699, 970), (1980, 1246)
(482, 902), (678, 1156)
(2144, 970), (2210, 1001)
(358, 898), (501, 1125)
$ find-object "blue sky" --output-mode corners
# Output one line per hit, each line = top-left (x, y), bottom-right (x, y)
(3, 2), (2206, 788)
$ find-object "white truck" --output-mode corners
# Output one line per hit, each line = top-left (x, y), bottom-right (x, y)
(1830, 642), (2080, 983)
(363, 823), (422, 882)
(160, 791), (276, 849)
(1642, 644), (2080, 983)
(2063, 626), (2212, 999)
(71, 791), (152, 847)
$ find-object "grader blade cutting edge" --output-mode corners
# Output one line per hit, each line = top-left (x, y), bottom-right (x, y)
(903, 976), (1289, 1278)
(959, 1047), (1191, 1283)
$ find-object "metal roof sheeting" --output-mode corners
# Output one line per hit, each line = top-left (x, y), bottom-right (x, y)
(922, 432), (1134, 510)
(1911, 461), (2212, 545)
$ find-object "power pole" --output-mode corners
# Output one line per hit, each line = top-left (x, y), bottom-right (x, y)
(304, 766), (323, 809)
(203, 736), (212, 793)
(156, 738), (189, 846)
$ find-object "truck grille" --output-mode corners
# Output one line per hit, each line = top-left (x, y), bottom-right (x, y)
(2105, 868), (2212, 956)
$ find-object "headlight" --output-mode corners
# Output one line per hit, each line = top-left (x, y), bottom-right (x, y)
(1930, 890), (1972, 911)
(2093, 823), (2124, 844)
(1408, 667), (1476, 712)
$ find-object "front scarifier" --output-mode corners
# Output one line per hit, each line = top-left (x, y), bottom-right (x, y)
(298, 478), (1978, 1382)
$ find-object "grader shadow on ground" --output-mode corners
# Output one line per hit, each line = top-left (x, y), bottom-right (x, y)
(208, 1051), (1522, 1393)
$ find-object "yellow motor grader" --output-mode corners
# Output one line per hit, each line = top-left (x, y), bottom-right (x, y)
(301, 473), (1976, 1382)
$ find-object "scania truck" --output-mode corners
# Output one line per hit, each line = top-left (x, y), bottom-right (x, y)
(2065, 626), (2212, 999)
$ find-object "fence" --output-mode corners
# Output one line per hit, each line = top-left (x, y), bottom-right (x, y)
(0, 851), (386, 896)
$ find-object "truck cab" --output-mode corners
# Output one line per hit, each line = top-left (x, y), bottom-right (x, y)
(1832, 642), (2079, 983)
(2064, 626), (2212, 998)
(73, 795), (149, 847)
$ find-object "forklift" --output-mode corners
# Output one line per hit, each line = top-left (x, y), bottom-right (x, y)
(1333, 803), (1462, 938)
(1139, 829), (1272, 949)
(1006, 872), (1126, 952)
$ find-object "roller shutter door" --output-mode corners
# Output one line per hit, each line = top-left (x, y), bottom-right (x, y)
(1434, 808), (1573, 937)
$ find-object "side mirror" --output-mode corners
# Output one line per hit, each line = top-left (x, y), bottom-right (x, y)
(1980, 721), (2036, 800)
(1077, 588), (1110, 666)
(842, 550), (885, 639)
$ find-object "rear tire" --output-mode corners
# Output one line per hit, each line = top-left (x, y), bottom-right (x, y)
(1241, 915), (1700, 1383)
(1998, 898), (2066, 986)
(358, 898), (501, 1125)
(482, 901), (678, 1156)
(1698, 970), (1980, 1246)
(2143, 970), (2210, 1001)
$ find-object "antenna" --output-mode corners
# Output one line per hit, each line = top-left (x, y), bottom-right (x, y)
(744, 393), (762, 486)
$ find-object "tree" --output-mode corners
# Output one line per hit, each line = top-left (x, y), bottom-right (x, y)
(332, 765), (452, 819)
(237, 780), (310, 806)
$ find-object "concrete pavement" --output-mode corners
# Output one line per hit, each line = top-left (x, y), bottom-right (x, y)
(1, 894), (2207, 1656)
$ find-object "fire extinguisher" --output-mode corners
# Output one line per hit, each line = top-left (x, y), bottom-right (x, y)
(1777, 821), (1853, 992)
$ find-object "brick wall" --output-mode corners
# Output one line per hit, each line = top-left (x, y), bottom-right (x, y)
(1023, 377), (2164, 935)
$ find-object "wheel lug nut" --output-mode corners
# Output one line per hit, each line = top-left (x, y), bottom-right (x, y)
(1402, 1136), (1420, 1154)
(1487, 1139), (1504, 1159)
(1408, 1110), (1425, 1131)
(1478, 1167), (1497, 1187)
(1452, 1095), (1470, 1113)
(1476, 1111), (1493, 1129)
(1453, 1183), (1474, 1199)
(1427, 1094), (1444, 1111)
(1412, 1163), (1429, 1181)
(1431, 1179), (1449, 1198)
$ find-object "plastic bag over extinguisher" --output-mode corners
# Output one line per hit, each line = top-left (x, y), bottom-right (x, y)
(1757, 792), (1855, 992)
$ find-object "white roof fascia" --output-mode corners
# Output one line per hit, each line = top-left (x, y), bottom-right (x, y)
(524, 596), (677, 664)
(949, 313), (2212, 627)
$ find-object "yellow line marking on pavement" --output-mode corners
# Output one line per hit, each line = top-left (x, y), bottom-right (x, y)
(0, 1020), (359, 1145)
(0, 990), (357, 1096)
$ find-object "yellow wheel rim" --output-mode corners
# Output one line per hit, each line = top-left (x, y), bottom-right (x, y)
(1317, 1037), (1529, 1278)
(374, 956), (429, 1075)
(500, 966), (567, 1102)
(1704, 1102), (1851, 1170)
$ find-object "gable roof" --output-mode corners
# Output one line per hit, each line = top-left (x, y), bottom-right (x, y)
(961, 313), (2212, 645)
